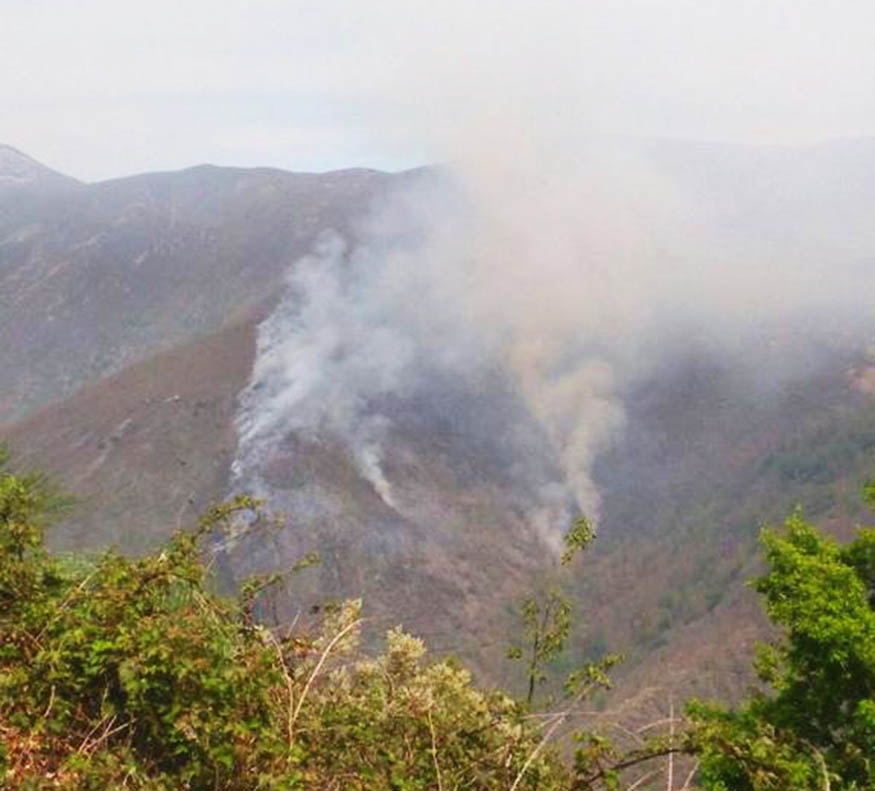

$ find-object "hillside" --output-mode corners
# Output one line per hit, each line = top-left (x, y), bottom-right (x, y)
(3, 141), (875, 703)
(0, 144), (79, 190)
(1, 316), (259, 553)
(0, 156), (395, 422)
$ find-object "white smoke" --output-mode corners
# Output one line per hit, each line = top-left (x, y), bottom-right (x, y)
(232, 231), (418, 509)
(231, 4), (875, 551)
(232, 154), (653, 547)
(232, 132), (875, 552)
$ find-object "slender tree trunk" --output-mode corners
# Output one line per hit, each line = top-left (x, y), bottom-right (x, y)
(526, 634), (539, 707)
(667, 698), (674, 791)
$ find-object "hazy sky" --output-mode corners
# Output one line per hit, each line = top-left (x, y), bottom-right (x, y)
(4, 0), (875, 181)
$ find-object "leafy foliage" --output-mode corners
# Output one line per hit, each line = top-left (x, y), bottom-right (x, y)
(561, 516), (596, 566)
(0, 463), (575, 790)
(507, 516), (605, 707)
(689, 503), (875, 789)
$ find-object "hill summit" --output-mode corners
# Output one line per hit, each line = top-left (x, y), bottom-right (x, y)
(0, 144), (77, 188)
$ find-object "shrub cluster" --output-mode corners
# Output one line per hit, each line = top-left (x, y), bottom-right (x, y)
(0, 466), (570, 790)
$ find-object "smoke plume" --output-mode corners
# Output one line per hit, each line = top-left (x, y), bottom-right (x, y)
(232, 7), (875, 551)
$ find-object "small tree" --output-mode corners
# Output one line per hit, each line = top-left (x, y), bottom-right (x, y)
(507, 516), (597, 707)
(505, 516), (689, 791)
(688, 484), (875, 790)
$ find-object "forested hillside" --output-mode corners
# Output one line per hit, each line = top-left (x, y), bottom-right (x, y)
(3, 140), (875, 710)
(4, 453), (875, 789)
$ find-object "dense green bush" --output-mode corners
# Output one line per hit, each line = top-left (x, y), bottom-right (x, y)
(688, 486), (875, 789)
(0, 459), (578, 790)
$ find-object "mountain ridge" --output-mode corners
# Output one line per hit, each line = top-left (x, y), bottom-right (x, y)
(0, 154), (401, 422)
(0, 143), (80, 189)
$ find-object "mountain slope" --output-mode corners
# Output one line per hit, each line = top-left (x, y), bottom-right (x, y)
(0, 144), (78, 190)
(3, 141), (875, 702)
(0, 154), (396, 421)
(1, 313), (260, 553)
(6, 314), (875, 698)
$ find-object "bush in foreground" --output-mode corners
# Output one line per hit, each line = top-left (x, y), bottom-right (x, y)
(0, 461), (573, 790)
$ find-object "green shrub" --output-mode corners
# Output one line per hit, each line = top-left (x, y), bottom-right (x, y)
(0, 465), (572, 790)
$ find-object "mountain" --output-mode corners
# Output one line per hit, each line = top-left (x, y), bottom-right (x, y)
(0, 144), (78, 190)
(2, 143), (875, 701)
(0, 157), (396, 421)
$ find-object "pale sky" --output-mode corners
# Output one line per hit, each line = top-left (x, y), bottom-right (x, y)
(4, 0), (875, 181)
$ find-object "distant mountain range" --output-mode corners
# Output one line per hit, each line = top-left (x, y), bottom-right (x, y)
(2, 141), (875, 701)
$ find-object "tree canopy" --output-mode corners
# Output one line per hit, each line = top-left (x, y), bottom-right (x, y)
(689, 485), (875, 789)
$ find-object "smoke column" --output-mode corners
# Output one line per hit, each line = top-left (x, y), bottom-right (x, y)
(232, 5), (875, 550)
